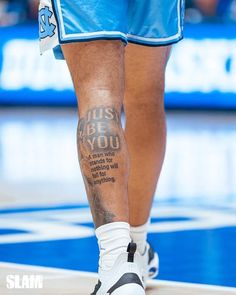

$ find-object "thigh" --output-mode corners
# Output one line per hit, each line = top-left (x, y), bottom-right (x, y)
(124, 44), (171, 103)
(62, 40), (125, 114)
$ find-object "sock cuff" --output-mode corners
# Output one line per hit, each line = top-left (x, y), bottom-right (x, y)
(95, 222), (130, 238)
(130, 220), (150, 233)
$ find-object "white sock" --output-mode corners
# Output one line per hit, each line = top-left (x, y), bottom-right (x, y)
(95, 222), (131, 271)
(130, 221), (149, 255)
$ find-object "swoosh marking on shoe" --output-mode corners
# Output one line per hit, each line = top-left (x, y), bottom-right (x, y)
(91, 280), (101, 295)
(107, 273), (144, 294)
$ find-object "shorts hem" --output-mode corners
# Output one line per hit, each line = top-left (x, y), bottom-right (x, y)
(50, 34), (183, 60)
(58, 34), (183, 47)
(127, 35), (184, 47)
(59, 35), (128, 45)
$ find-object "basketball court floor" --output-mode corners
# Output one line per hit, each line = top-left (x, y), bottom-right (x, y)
(0, 108), (236, 294)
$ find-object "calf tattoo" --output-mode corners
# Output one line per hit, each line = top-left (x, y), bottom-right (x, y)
(83, 175), (116, 225)
(78, 106), (121, 152)
(77, 106), (124, 226)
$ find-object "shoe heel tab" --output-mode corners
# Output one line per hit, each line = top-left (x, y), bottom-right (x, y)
(127, 242), (137, 262)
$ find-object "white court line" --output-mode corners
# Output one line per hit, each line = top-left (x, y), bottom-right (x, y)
(1, 206), (236, 244)
(0, 262), (236, 293)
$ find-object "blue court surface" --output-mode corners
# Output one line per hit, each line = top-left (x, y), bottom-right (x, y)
(0, 204), (236, 288)
(0, 109), (236, 290)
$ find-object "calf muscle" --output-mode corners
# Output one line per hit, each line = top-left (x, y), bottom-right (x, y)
(77, 105), (129, 227)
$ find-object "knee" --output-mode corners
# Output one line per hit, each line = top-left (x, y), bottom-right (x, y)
(126, 73), (165, 96)
(124, 83), (165, 113)
(78, 88), (124, 115)
(124, 97), (165, 119)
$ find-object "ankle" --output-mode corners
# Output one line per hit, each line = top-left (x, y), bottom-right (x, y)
(96, 222), (131, 271)
(130, 221), (149, 255)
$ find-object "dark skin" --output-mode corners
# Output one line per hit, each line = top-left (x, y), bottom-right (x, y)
(77, 106), (126, 226)
(62, 41), (170, 228)
(124, 44), (171, 225)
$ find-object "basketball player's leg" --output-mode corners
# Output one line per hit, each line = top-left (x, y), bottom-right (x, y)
(124, 44), (171, 252)
(62, 41), (145, 294)
(62, 41), (129, 228)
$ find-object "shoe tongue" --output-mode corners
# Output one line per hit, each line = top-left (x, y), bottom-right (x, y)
(127, 242), (137, 262)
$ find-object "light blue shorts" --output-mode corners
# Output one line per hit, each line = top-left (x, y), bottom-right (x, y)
(39, 0), (185, 59)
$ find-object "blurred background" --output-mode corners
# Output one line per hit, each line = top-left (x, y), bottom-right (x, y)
(0, 0), (236, 290)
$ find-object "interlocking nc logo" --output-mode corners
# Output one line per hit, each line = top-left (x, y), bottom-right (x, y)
(39, 6), (56, 39)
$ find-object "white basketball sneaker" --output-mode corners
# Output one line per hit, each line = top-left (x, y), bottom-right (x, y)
(141, 242), (159, 286)
(91, 242), (145, 295)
